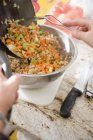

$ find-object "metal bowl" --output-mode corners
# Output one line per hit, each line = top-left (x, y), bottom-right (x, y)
(18, 24), (77, 89)
(0, 0), (77, 89)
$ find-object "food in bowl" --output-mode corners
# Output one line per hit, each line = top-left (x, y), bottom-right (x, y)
(2, 21), (69, 74)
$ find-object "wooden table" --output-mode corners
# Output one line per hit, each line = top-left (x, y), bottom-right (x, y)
(11, 40), (93, 140)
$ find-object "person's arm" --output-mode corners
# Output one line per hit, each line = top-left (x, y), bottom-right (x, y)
(63, 18), (93, 47)
(0, 67), (20, 134)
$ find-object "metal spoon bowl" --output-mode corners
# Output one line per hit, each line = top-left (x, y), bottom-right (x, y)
(0, 40), (21, 58)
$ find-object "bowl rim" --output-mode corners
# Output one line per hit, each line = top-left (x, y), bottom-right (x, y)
(15, 24), (77, 77)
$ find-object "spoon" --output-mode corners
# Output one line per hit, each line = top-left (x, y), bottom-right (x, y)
(0, 0), (36, 121)
(24, 15), (73, 32)
(0, 40), (21, 58)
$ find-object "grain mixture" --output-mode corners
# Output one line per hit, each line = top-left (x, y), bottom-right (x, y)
(2, 21), (68, 74)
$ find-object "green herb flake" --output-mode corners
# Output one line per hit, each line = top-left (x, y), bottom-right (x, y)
(16, 35), (21, 41)
(39, 30), (43, 34)
(22, 43), (27, 50)
(31, 59), (36, 64)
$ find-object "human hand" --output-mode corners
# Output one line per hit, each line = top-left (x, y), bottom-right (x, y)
(63, 18), (93, 47)
(0, 67), (20, 116)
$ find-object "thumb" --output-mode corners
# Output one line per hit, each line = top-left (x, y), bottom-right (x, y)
(72, 31), (87, 42)
(5, 75), (20, 91)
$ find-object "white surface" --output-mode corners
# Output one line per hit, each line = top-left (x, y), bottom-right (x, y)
(74, 63), (93, 92)
(19, 74), (64, 106)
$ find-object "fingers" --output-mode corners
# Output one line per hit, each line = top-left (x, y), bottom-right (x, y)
(72, 30), (87, 42)
(6, 75), (20, 90)
(76, 26), (88, 32)
(0, 67), (7, 81)
(5, 75), (20, 103)
(0, 74), (20, 115)
(63, 18), (90, 28)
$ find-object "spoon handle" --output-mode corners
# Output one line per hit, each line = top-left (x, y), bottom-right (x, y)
(0, 49), (12, 78)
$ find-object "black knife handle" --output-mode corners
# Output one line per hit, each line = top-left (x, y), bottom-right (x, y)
(60, 87), (82, 118)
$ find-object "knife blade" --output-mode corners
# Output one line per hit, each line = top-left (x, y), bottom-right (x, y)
(60, 63), (93, 118)
(85, 71), (93, 98)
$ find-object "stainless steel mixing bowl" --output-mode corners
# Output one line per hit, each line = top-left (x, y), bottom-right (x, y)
(18, 24), (77, 89)
(0, 0), (77, 89)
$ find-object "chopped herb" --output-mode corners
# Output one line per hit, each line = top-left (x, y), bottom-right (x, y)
(32, 23), (36, 30)
(39, 30), (44, 35)
(16, 35), (21, 41)
(30, 48), (35, 52)
(22, 43), (27, 50)
(31, 59), (36, 64)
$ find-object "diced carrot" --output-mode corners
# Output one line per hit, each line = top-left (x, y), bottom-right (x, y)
(18, 45), (22, 49)
(40, 39), (47, 46)
(44, 31), (49, 36)
(6, 39), (12, 44)
(25, 38), (29, 42)
(26, 50), (31, 56)
(15, 30), (19, 34)
(15, 41), (19, 45)
(38, 60), (43, 64)
(35, 26), (39, 31)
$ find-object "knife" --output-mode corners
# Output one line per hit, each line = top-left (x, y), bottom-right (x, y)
(85, 73), (93, 98)
(60, 63), (93, 118)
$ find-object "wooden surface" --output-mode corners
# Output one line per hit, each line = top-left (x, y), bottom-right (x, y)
(11, 40), (93, 140)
